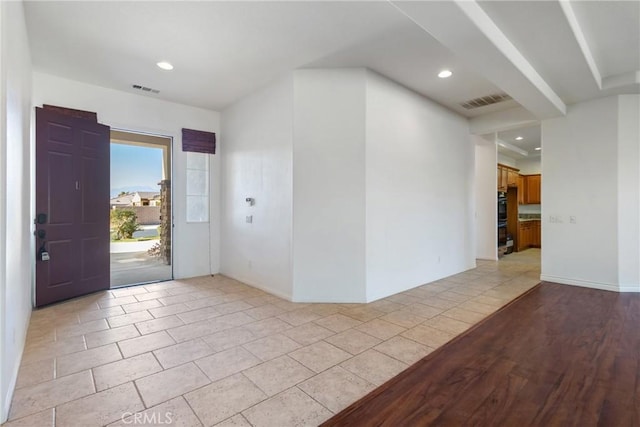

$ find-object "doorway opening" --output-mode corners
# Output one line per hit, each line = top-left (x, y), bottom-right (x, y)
(109, 130), (172, 287)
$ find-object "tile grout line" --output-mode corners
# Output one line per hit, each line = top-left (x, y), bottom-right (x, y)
(131, 374), (149, 410)
(180, 390), (209, 426)
(13, 264), (541, 425)
(294, 384), (336, 417)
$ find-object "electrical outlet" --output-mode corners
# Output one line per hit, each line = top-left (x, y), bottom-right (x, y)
(246, 215), (253, 224)
(549, 215), (556, 223)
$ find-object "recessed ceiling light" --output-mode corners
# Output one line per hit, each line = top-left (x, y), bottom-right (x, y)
(438, 70), (452, 79)
(515, 136), (523, 141)
(535, 147), (542, 151)
(156, 61), (174, 71)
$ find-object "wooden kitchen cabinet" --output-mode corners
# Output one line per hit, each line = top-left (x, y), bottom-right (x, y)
(497, 164), (519, 191)
(507, 170), (518, 187)
(519, 174), (541, 204)
(526, 175), (541, 204)
(518, 220), (541, 251)
(518, 175), (526, 204)
(497, 166), (507, 191)
(533, 220), (541, 247)
(526, 222), (534, 248)
(517, 221), (530, 251)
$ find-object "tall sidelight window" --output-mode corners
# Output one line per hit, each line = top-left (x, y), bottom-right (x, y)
(182, 127), (215, 223)
(186, 152), (209, 222)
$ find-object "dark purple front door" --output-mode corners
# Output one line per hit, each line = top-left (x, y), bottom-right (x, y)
(35, 107), (110, 306)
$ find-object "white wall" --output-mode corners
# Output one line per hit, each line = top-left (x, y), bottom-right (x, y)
(541, 96), (619, 290)
(220, 68), (477, 302)
(519, 204), (541, 214)
(516, 157), (541, 174)
(365, 71), (475, 300)
(220, 75), (293, 299)
(292, 69), (367, 302)
(474, 135), (498, 260)
(32, 73), (221, 279)
(0, 1), (33, 422)
(497, 153), (517, 168)
(617, 95), (640, 291)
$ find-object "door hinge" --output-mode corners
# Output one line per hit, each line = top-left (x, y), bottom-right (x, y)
(75, 181), (80, 190)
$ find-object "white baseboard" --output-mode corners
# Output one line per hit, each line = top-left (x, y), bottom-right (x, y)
(217, 272), (293, 301)
(2, 366), (17, 423)
(292, 295), (366, 303)
(1, 334), (26, 423)
(539, 275), (631, 293)
(246, 281), (292, 301)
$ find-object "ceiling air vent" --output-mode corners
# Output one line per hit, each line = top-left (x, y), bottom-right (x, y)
(132, 84), (160, 94)
(460, 93), (512, 110)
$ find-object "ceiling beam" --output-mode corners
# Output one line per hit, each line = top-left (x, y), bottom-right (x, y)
(469, 106), (538, 135)
(391, 0), (566, 119)
(497, 139), (529, 157)
(602, 71), (640, 93)
(558, 0), (602, 90)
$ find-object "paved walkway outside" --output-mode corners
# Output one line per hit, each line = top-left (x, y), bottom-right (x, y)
(111, 251), (172, 287)
(110, 224), (171, 287)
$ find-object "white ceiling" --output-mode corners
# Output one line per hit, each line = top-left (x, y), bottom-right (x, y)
(25, 1), (412, 111)
(495, 125), (541, 160)
(23, 0), (640, 122)
(570, 1), (640, 78)
(477, 0), (601, 105)
(305, 21), (520, 118)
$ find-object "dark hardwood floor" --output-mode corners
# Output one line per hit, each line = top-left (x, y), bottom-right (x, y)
(322, 282), (640, 426)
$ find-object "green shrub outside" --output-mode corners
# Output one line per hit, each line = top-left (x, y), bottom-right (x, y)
(110, 209), (141, 240)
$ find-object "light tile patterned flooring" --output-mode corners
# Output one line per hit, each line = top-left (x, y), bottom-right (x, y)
(5, 250), (540, 427)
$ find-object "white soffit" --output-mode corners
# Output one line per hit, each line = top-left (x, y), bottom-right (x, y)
(469, 106), (538, 135)
(23, 1), (638, 118)
(569, 0), (640, 95)
(497, 124), (541, 155)
(487, 123), (541, 159)
(479, 0), (638, 102)
(477, 0), (602, 104)
(392, 0), (567, 119)
(570, 1), (640, 79)
(305, 22), (520, 118)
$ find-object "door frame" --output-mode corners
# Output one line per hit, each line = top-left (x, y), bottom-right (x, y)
(110, 127), (175, 285)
